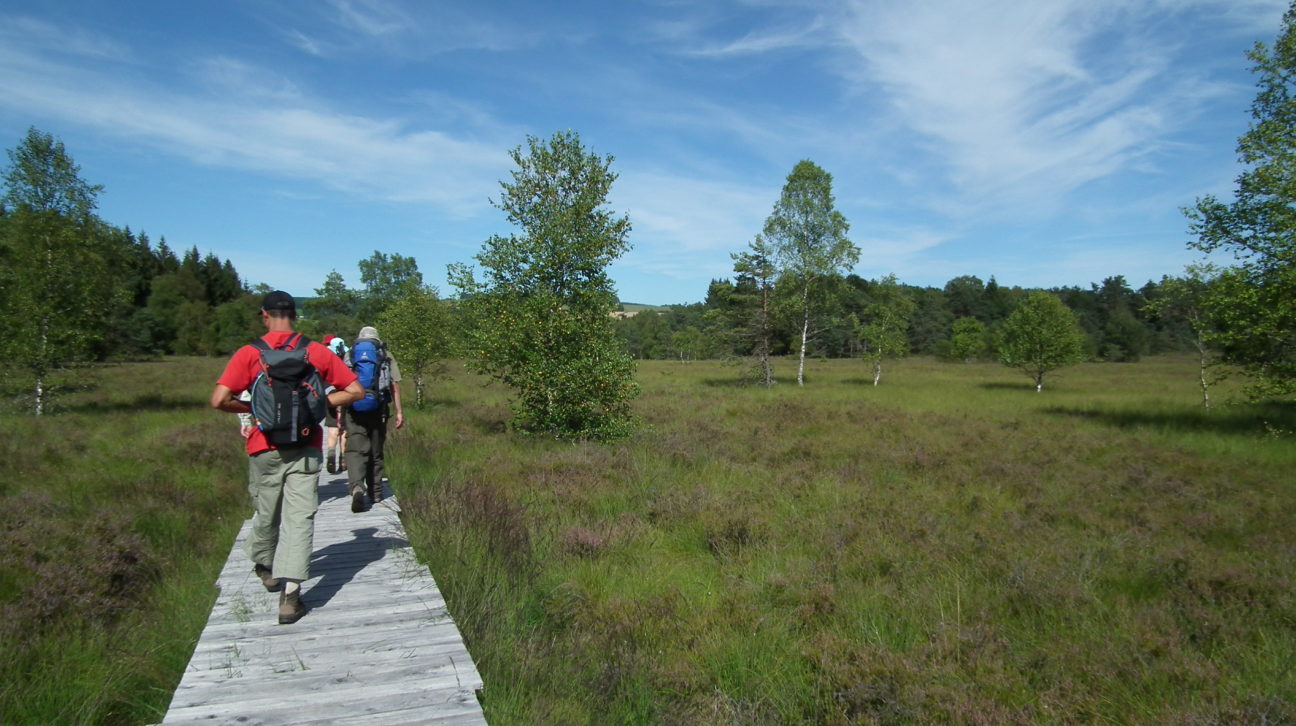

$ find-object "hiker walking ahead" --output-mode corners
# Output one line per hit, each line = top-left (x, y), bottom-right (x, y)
(344, 325), (405, 513)
(210, 291), (362, 624)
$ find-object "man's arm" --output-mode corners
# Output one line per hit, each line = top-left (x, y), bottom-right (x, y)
(210, 384), (250, 414)
(330, 380), (364, 408)
(390, 381), (405, 429)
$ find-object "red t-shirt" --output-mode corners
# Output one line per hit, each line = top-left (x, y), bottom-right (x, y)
(217, 331), (357, 456)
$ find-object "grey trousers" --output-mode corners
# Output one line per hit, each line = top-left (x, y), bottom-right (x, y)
(344, 408), (387, 498)
(245, 446), (321, 582)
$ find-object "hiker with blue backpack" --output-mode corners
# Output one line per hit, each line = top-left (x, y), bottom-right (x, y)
(210, 291), (363, 624)
(343, 325), (405, 513)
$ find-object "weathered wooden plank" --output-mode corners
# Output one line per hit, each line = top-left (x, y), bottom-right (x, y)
(161, 472), (486, 725)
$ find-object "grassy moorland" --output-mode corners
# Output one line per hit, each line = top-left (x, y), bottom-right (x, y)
(0, 355), (1292, 725)
(0, 357), (248, 725)
(390, 356), (1296, 725)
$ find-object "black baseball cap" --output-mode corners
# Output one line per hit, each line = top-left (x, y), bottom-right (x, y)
(261, 290), (296, 312)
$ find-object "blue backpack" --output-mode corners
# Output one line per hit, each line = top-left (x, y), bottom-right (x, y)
(349, 336), (391, 413)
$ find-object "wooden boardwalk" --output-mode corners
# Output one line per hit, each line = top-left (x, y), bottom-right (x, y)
(162, 472), (487, 725)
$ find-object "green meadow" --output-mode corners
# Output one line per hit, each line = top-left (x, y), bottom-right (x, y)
(2, 355), (1293, 724)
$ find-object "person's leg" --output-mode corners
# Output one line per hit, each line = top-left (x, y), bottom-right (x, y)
(273, 446), (321, 582)
(243, 452), (284, 572)
(370, 418), (388, 501)
(344, 413), (370, 493)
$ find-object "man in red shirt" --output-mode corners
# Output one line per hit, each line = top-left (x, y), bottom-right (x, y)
(210, 291), (362, 624)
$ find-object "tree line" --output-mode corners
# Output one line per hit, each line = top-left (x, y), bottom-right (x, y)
(615, 271), (1186, 365)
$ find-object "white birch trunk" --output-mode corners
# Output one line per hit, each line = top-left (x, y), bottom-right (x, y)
(1196, 337), (1211, 410)
(873, 360), (881, 386)
(797, 282), (809, 386)
(797, 314), (808, 386)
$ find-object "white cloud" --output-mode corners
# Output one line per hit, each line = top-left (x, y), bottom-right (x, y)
(832, 0), (1229, 216)
(0, 24), (509, 218)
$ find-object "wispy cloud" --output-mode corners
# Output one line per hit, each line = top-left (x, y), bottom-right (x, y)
(0, 20), (508, 217)
(0, 16), (133, 62)
(676, 17), (829, 57)
(325, 0), (410, 37)
(831, 0), (1238, 218)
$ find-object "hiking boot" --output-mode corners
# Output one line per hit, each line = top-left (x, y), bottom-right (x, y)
(326, 458), (336, 474)
(278, 589), (307, 625)
(351, 491), (367, 513)
(254, 564), (282, 592)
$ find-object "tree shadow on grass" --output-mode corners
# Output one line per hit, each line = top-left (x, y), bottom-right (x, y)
(61, 394), (211, 414)
(1043, 401), (1296, 437)
(978, 381), (1036, 392)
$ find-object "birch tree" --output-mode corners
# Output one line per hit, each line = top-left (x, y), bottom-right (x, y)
(853, 274), (914, 386)
(0, 128), (126, 414)
(763, 160), (858, 386)
(1144, 265), (1222, 409)
(1184, 4), (1296, 397)
(378, 286), (451, 409)
(449, 130), (638, 440)
(997, 291), (1087, 392)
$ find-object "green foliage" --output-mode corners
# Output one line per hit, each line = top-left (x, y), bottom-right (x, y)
(377, 287), (452, 408)
(304, 269), (362, 339)
(853, 273), (915, 385)
(357, 251), (424, 320)
(998, 291), (1088, 391)
(450, 130), (639, 440)
(0, 128), (130, 414)
(763, 159), (858, 385)
(948, 316), (988, 362)
(1185, 3), (1296, 398)
(729, 235), (779, 384)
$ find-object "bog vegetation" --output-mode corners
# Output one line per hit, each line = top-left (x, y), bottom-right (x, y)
(4, 355), (1290, 723)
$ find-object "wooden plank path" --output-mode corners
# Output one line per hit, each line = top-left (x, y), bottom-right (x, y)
(161, 472), (487, 725)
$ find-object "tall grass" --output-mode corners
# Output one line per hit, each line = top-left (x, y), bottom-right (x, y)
(0, 358), (249, 725)
(2, 355), (1292, 724)
(391, 355), (1296, 724)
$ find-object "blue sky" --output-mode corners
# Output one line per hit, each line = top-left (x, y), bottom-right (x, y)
(0, 0), (1287, 304)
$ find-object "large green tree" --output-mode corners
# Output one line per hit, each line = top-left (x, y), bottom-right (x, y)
(377, 287), (452, 409)
(0, 127), (127, 414)
(997, 291), (1088, 392)
(1185, 3), (1296, 397)
(449, 130), (638, 440)
(358, 251), (423, 321)
(307, 269), (363, 339)
(763, 160), (858, 386)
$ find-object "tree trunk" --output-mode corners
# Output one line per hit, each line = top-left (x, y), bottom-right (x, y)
(415, 374), (424, 409)
(1195, 336), (1211, 410)
(873, 360), (882, 386)
(1034, 371), (1044, 393)
(35, 317), (50, 416)
(797, 300), (809, 387)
